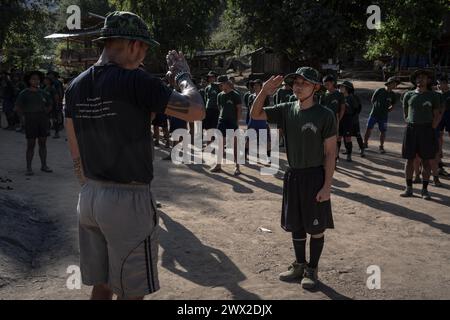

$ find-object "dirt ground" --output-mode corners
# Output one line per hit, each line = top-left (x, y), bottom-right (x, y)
(0, 80), (449, 300)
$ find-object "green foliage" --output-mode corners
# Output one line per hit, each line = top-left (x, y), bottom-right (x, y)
(365, 0), (449, 60)
(0, 0), (57, 70)
(110, 0), (223, 56)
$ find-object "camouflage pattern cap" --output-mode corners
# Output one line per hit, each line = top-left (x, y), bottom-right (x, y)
(93, 11), (159, 46)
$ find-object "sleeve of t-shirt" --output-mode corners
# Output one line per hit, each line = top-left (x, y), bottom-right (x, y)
(134, 71), (173, 114)
(322, 109), (338, 139)
(372, 88), (381, 104)
(264, 103), (286, 127)
(403, 92), (411, 118)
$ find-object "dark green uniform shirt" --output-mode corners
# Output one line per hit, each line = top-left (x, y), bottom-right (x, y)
(274, 88), (293, 105)
(43, 85), (58, 109)
(370, 88), (397, 120)
(218, 90), (242, 125)
(264, 102), (337, 169)
(403, 90), (441, 124)
(205, 83), (220, 109)
(319, 90), (345, 117)
(199, 88), (206, 104)
(16, 88), (51, 113)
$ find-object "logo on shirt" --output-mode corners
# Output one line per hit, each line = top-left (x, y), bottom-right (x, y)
(226, 100), (234, 105)
(301, 122), (318, 134)
(422, 101), (432, 108)
(331, 99), (338, 106)
(313, 219), (319, 226)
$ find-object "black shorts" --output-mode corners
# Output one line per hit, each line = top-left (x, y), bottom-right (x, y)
(24, 113), (50, 139)
(281, 166), (334, 235)
(152, 113), (168, 128)
(402, 123), (438, 160)
(339, 114), (353, 137)
(203, 108), (220, 130)
(217, 119), (238, 137)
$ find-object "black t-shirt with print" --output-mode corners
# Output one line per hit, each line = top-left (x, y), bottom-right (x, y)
(64, 64), (173, 184)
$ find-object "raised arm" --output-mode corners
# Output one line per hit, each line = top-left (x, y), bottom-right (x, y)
(164, 50), (205, 122)
(250, 76), (284, 120)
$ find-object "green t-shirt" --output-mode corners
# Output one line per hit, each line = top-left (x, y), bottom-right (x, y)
(274, 88), (293, 105)
(16, 88), (51, 113)
(370, 88), (397, 120)
(205, 83), (220, 109)
(440, 90), (450, 112)
(43, 85), (57, 108)
(319, 90), (345, 116)
(217, 90), (242, 125)
(403, 90), (441, 124)
(199, 88), (206, 104)
(264, 102), (337, 169)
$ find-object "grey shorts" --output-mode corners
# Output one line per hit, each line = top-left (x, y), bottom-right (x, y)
(77, 180), (159, 298)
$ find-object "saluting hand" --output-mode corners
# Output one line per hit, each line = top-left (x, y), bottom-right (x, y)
(166, 50), (191, 76)
(262, 76), (284, 96)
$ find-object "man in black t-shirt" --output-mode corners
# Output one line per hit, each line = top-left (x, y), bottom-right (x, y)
(64, 11), (205, 300)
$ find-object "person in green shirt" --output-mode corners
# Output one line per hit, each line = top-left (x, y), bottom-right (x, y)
(47, 71), (64, 138)
(211, 75), (243, 175)
(244, 80), (255, 125)
(320, 75), (346, 161)
(203, 71), (220, 130)
(337, 81), (357, 162)
(15, 71), (53, 176)
(274, 81), (293, 105)
(43, 76), (61, 139)
(437, 76), (450, 178)
(400, 69), (441, 200)
(364, 77), (400, 154)
(250, 67), (337, 290)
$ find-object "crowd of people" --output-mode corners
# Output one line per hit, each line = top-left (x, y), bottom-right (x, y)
(0, 70), (65, 175)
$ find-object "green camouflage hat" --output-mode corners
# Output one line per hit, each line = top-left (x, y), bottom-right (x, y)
(284, 67), (322, 86)
(93, 11), (159, 46)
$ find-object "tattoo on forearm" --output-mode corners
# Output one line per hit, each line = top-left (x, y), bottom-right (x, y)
(167, 77), (204, 115)
(73, 157), (86, 185)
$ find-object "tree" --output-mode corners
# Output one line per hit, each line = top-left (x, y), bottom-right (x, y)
(221, 0), (373, 65)
(110, 0), (223, 57)
(0, 0), (56, 70)
(365, 0), (450, 63)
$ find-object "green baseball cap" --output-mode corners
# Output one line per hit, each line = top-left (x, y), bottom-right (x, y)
(93, 11), (159, 46)
(384, 77), (401, 86)
(338, 80), (354, 91)
(284, 67), (322, 86)
(216, 75), (230, 84)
